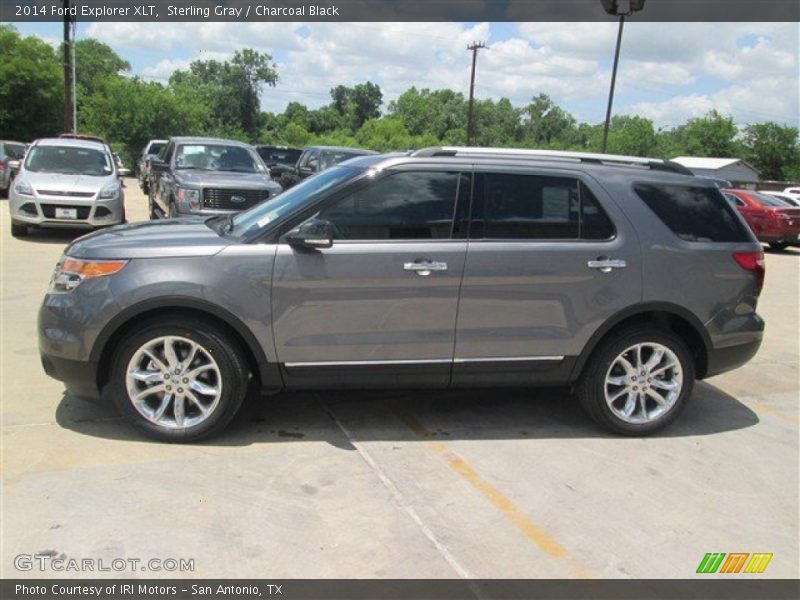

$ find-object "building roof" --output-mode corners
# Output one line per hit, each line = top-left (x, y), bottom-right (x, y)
(671, 156), (760, 174)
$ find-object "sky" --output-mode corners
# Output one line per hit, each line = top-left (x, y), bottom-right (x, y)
(12, 20), (800, 128)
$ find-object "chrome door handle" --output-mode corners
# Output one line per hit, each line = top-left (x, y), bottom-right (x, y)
(404, 261), (448, 276)
(587, 258), (626, 273)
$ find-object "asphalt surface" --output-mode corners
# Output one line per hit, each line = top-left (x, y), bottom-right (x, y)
(1, 179), (798, 579)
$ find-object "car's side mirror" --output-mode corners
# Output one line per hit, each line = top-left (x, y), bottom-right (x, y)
(7, 160), (20, 170)
(285, 218), (334, 249)
(118, 168), (131, 177)
(298, 165), (314, 177)
(150, 159), (167, 172)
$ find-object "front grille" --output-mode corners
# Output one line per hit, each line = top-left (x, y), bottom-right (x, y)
(203, 188), (269, 210)
(41, 204), (91, 219)
(37, 190), (95, 198)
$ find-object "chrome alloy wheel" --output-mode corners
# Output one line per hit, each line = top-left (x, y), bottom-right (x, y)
(604, 342), (683, 424)
(125, 336), (222, 429)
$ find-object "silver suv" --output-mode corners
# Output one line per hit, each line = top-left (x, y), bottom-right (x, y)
(38, 147), (765, 442)
(9, 137), (125, 237)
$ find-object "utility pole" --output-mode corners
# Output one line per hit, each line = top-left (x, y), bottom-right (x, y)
(600, 0), (646, 153)
(601, 15), (624, 153)
(62, 0), (75, 133)
(466, 41), (485, 147)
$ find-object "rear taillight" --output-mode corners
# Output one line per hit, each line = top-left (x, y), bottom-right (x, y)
(733, 251), (765, 296)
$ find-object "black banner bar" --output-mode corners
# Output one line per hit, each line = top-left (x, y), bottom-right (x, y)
(3, 579), (800, 600)
(2, 0), (799, 22)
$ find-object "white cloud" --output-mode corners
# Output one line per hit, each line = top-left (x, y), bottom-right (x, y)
(77, 20), (799, 126)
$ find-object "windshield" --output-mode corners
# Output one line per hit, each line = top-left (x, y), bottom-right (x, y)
(257, 147), (302, 164)
(230, 166), (359, 237)
(175, 144), (261, 173)
(24, 145), (113, 176)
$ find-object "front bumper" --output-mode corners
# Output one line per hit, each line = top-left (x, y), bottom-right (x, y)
(40, 352), (101, 401)
(10, 192), (124, 229)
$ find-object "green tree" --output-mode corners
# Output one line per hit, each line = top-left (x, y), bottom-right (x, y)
(74, 38), (130, 98)
(171, 50), (278, 139)
(0, 25), (63, 140)
(667, 110), (741, 157)
(472, 97), (523, 146)
(389, 87), (467, 139)
(81, 76), (210, 164)
(330, 81), (383, 131)
(604, 115), (659, 156)
(521, 93), (577, 147)
(742, 122), (800, 181)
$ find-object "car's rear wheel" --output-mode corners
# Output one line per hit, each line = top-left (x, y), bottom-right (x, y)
(577, 326), (694, 435)
(109, 316), (249, 442)
(10, 222), (27, 237)
(769, 242), (788, 251)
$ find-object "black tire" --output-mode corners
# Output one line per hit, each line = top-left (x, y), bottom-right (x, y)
(168, 197), (178, 218)
(10, 222), (27, 237)
(769, 242), (788, 251)
(576, 326), (695, 436)
(108, 316), (249, 442)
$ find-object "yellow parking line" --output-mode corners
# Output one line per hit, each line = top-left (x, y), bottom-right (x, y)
(748, 401), (799, 424)
(392, 405), (593, 579)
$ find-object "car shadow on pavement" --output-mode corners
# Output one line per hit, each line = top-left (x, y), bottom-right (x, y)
(55, 380), (759, 447)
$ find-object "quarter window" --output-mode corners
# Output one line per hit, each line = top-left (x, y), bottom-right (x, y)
(635, 184), (751, 243)
(317, 171), (460, 240)
(470, 173), (614, 240)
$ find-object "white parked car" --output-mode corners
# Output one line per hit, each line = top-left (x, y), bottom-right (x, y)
(782, 186), (800, 202)
(8, 137), (125, 237)
(762, 191), (800, 207)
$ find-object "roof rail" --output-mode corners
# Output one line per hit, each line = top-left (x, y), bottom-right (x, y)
(410, 146), (694, 176)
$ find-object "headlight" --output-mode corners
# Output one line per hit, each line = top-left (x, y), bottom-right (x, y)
(14, 179), (33, 196)
(98, 182), (121, 199)
(175, 187), (201, 210)
(49, 256), (128, 294)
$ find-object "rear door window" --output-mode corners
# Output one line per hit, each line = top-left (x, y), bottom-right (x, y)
(634, 184), (751, 242)
(470, 172), (614, 240)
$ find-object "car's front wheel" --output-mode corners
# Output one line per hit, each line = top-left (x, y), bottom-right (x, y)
(577, 326), (694, 435)
(10, 222), (27, 237)
(769, 242), (788, 251)
(109, 316), (249, 442)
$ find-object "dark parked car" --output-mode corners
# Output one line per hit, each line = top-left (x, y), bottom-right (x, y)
(723, 189), (800, 251)
(254, 145), (302, 179)
(39, 147), (764, 442)
(137, 139), (167, 194)
(0, 140), (27, 197)
(278, 145), (377, 189)
(147, 137), (281, 219)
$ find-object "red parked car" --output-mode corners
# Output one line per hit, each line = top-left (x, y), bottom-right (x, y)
(723, 189), (800, 251)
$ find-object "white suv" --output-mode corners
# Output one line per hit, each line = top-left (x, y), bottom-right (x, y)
(8, 137), (125, 237)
